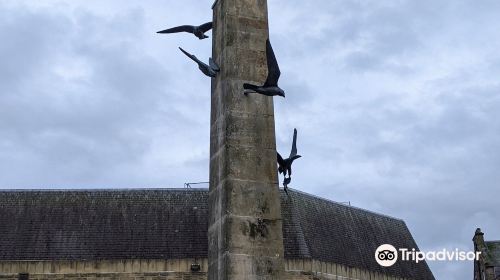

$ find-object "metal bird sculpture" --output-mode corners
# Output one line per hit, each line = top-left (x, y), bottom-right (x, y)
(277, 128), (302, 194)
(283, 177), (292, 195)
(157, 22), (213, 40)
(243, 39), (285, 97)
(179, 47), (220, 78)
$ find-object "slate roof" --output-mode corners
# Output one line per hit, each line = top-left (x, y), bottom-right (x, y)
(0, 188), (434, 279)
(485, 241), (500, 266)
(282, 190), (434, 279)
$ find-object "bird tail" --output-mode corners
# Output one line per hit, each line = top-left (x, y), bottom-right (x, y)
(243, 83), (259, 91)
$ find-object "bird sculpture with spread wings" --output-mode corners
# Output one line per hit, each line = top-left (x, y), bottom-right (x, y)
(243, 39), (285, 98)
(157, 22), (213, 40)
(179, 47), (220, 78)
(277, 128), (302, 194)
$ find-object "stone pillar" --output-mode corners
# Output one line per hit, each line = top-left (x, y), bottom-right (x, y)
(208, 0), (285, 280)
(473, 228), (486, 280)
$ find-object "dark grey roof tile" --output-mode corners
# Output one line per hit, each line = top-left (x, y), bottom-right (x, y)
(0, 188), (434, 279)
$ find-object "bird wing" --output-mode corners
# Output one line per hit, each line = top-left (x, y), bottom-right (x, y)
(290, 155), (302, 162)
(209, 57), (220, 71)
(289, 128), (298, 158)
(263, 39), (281, 87)
(199, 22), (213, 32)
(277, 152), (285, 167)
(179, 47), (203, 65)
(157, 25), (195, 34)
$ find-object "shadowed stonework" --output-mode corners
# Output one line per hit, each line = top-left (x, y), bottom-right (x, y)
(208, 0), (285, 279)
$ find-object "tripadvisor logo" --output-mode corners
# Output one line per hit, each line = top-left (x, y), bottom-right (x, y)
(375, 244), (481, 267)
(375, 244), (398, 267)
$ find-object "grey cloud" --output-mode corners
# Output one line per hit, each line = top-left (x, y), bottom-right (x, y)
(0, 2), (210, 188)
(269, 1), (500, 279)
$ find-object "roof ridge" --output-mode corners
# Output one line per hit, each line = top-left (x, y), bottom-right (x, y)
(0, 188), (208, 192)
(287, 187), (404, 222)
(1, 188), (404, 221)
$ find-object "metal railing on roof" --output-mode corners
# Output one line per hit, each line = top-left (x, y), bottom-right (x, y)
(184, 182), (209, 188)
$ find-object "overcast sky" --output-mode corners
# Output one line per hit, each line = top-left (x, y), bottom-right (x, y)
(1, 0), (499, 279)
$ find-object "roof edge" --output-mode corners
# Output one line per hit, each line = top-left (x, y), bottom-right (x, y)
(0, 188), (208, 192)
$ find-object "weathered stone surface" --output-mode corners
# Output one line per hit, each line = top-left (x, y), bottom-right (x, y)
(208, 0), (285, 279)
(0, 259), (426, 280)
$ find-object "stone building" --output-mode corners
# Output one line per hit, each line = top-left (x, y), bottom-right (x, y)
(473, 228), (500, 280)
(0, 189), (434, 280)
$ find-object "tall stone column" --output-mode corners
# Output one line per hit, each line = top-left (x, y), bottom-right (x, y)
(208, 0), (285, 279)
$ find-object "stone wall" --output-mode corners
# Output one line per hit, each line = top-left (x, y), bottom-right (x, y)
(0, 259), (413, 280)
(485, 266), (497, 280)
(0, 272), (205, 280)
(285, 259), (410, 280)
(0, 259), (207, 280)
